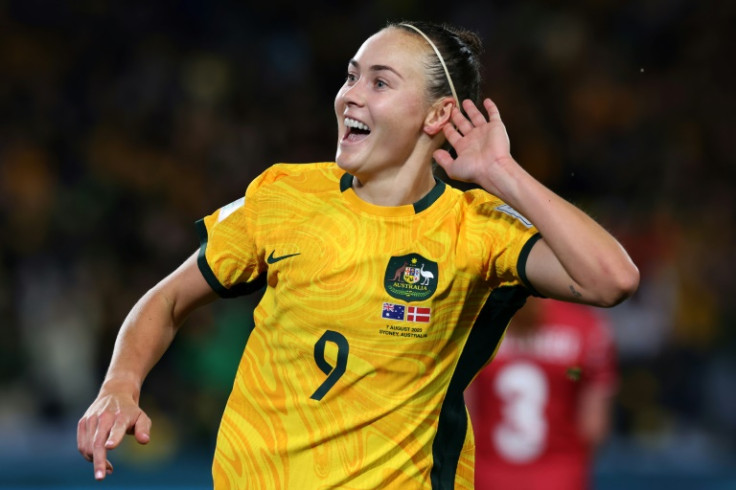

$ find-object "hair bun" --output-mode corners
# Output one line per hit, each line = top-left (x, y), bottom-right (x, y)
(447, 25), (483, 59)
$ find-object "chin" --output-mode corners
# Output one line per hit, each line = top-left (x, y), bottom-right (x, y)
(335, 152), (358, 172)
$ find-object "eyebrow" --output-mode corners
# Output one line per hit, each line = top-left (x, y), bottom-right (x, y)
(349, 59), (404, 80)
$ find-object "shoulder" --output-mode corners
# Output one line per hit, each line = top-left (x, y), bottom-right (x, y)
(257, 162), (341, 185)
(454, 187), (524, 218)
(447, 186), (535, 232)
(248, 162), (343, 196)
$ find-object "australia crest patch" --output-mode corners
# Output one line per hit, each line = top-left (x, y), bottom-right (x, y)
(384, 253), (438, 302)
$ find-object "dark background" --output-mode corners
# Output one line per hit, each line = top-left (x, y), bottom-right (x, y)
(1, 1), (735, 488)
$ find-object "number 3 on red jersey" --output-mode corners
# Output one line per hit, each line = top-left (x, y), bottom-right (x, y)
(492, 361), (549, 462)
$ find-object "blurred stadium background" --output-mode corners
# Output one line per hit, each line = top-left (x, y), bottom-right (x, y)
(1, 0), (734, 488)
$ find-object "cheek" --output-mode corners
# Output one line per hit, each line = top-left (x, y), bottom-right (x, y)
(381, 98), (426, 137)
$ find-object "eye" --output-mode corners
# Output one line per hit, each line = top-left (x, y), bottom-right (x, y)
(375, 78), (388, 89)
(345, 72), (357, 83)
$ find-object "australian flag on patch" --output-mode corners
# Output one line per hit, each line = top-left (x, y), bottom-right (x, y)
(382, 302), (405, 320)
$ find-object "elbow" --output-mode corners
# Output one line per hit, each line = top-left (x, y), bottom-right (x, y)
(615, 261), (641, 303)
(596, 262), (640, 308)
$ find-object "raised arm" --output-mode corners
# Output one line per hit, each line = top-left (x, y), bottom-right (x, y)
(77, 251), (217, 480)
(434, 98), (639, 307)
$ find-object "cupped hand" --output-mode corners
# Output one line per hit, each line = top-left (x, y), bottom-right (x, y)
(77, 392), (151, 480)
(434, 98), (514, 195)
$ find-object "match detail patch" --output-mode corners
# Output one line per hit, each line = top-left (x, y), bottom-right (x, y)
(495, 204), (532, 228)
(217, 197), (245, 223)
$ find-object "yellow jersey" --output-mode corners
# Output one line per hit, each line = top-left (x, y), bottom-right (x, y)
(196, 162), (540, 489)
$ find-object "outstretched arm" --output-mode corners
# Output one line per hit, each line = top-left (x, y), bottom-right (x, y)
(77, 252), (217, 480)
(434, 99), (639, 306)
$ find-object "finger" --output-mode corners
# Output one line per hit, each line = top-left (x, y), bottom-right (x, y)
(442, 122), (463, 148)
(484, 98), (510, 146)
(463, 99), (488, 127)
(433, 149), (454, 169)
(105, 417), (130, 450)
(106, 459), (114, 475)
(83, 415), (99, 461)
(451, 106), (473, 135)
(483, 98), (502, 123)
(92, 442), (109, 480)
(77, 417), (88, 459)
(92, 415), (114, 480)
(133, 412), (152, 445)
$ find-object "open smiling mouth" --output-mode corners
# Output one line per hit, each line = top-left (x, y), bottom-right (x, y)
(344, 117), (371, 142)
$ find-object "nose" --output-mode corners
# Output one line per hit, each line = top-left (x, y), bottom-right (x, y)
(339, 79), (366, 108)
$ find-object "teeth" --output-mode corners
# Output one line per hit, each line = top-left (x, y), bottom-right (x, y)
(345, 117), (370, 132)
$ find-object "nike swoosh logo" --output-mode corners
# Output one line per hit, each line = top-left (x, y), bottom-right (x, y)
(267, 251), (301, 264)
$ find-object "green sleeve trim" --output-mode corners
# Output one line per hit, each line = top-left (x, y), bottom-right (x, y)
(517, 232), (544, 297)
(195, 219), (265, 298)
(196, 219), (230, 296)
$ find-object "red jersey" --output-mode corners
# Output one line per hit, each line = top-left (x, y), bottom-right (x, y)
(467, 300), (617, 490)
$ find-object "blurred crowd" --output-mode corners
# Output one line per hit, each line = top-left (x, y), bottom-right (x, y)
(1, 0), (734, 478)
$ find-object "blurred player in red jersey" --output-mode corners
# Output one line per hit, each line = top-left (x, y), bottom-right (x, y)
(466, 297), (617, 490)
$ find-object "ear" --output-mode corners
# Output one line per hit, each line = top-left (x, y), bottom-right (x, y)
(423, 97), (455, 136)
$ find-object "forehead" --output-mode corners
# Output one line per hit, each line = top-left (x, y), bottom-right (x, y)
(351, 28), (429, 77)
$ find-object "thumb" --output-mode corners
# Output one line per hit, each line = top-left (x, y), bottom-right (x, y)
(433, 149), (454, 170)
(133, 412), (152, 445)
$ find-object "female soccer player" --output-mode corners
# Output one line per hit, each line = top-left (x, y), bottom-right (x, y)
(77, 21), (638, 488)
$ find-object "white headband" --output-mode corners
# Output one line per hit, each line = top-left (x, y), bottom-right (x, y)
(399, 23), (460, 107)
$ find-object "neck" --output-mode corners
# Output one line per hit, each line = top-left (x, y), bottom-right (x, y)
(347, 138), (440, 206)
(351, 163), (436, 206)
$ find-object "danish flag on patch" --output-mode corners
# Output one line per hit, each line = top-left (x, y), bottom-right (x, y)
(407, 306), (431, 323)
